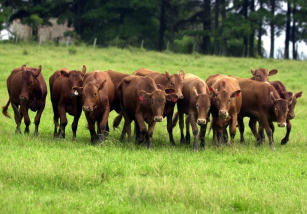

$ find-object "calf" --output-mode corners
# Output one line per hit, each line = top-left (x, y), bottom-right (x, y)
(175, 74), (211, 150)
(237, 78), (289, 149)
(206, 74), (241, 146)
(2, 65), (47, 135)
(250, 68), (278, 82)
(49, 65), (86, 139)
(134, 68), (185, 145)
(118, 75), (177, 148)
(74, 71), (115, 143)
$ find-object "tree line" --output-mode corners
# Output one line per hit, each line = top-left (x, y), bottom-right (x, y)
(0, 0), (306, 59)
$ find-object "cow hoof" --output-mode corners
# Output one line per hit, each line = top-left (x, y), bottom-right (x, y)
(34, 132), (38, 136)
(281, 138), (288, 145)
(15, 129), (21, 134)
(270, 146), (276, 151)
(193, 147), (199, 152)
(180, 138), (185, 144)
(98, 134), (106, 142)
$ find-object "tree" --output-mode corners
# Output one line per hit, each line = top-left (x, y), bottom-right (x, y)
(269, 0), (276, 58)
(284, 0), (291, 59)
(201, 0), (212, 54)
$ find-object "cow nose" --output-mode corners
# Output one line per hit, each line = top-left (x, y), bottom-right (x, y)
(219, 110), (228, 119)
(83, 106), (92, 112)
(19, 96), (28, 101)
(278, 122), (287, 127)
(197, 119), (206, 125)
(178, 93), (184, 99)
(154, 116), (163, 122)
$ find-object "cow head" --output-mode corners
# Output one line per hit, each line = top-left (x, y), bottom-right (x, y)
(61, 65), (86, 96)
(270, 92), (289, 127)
(192, 87), (210, 125)
(251, 68), (278, 82)
(138, 89), (168, 122)
(287, 91), (302, 120)
(20, 65), (42, 101)
(210, 83), (240, 120)
(164, 70), (184, 99)
(74, 79), (106, 112)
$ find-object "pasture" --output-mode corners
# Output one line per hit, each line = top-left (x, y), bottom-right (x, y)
(0, 42), (306, 213)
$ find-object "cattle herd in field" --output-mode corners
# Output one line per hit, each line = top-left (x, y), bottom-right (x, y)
(2, 65), (303, 150)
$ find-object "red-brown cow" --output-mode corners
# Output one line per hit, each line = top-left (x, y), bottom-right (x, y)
(117, 75), (177, 148)
(49, 65), (86, 139)
(74, 71), (115, 143)
(250, 68), (278, 82)
(174, 74), (211, 150)
(206, 74), (242, 146)
(133, 68), (184, 145)
(2, 65), (47, 135)
(237, 78), (289, 149)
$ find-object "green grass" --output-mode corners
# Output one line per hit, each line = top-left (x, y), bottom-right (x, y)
(0, 42), (306, 213)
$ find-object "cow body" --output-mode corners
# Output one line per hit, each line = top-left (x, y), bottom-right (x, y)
(237, 78), (289, 149)
(118, 75), (174, 148)
(49, 66), (86, 139)
(2, 65), (47, 135)
(176, 74), (211, 150)
(206, 74), (242, 146)
(75, 71), (115, 143)
(133, 68), (184, 145)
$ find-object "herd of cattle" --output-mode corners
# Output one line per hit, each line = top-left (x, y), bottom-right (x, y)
(2, 65), (303, 150)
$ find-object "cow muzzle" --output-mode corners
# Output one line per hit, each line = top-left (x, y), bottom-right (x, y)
(197, 118), (206, 125)
(83, 105), (95, 112)
(278, 122), (287, 127)
(219, 110), (229, 120)
(154, 116), (163, 122)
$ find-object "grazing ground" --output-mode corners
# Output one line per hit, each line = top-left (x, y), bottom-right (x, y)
(0, 42), (306, 213)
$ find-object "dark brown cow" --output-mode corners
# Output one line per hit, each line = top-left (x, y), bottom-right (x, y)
(175, 74), (211, 150)
(237, 78), (289, 149)
(206, 74), (242, 146)
(133, 68), (185, 145)
(250, 68), (278, 82)
(74, 71), (115, 143)
(2, 65), (47, 135)
(49, 65), (86, 139)
(117, 75), (177, 148)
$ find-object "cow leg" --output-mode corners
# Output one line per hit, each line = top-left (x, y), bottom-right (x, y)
(185, 115), (191, 144)
(34, 103), (45, 136)
(281, 120), (291, 145)
(249, 118), (261, 143)
(260, 118), (275, 150)
(189, 113), (199, 151)
(58, 106), (67, 138)
(98, 106), (110, 141)
(11, 103), (22, 134)
(238, 116), (245, 143)
(135, 113), (147, 144)
(167, 110), (176, 146)
(52, 102), (60, 138)
(146, 122), (156, 149)
(178, 112), (185, 144)
(87, 119), (98, 144)
(229, 114), (238, 144)
(199, 124), (207, 148)
(217, 129), (223, 147)
(71, 111), (81, 141)
(20, 102), (30, 134)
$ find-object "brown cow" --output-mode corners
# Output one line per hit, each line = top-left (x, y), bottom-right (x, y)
(133, 68), (185, 145)
(237, 78), (289, 149)
(49, 65), (86, 139)
(117, 75), (177, 148)
(250, 68), (278, 82)
(206, 74), (242, 146)
(74, 71), (115, 143)
(2, 65), (47, 135)
(175, 74), (211, 150)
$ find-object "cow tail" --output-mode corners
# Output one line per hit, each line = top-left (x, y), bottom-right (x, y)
(172, 112), (179, 128)
(2, 99), (11, 118)
(113, 114), (123, 129)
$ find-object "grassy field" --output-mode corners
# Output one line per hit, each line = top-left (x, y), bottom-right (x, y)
(0, 42), (306, 213)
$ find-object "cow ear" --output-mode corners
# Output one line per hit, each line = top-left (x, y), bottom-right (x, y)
(209, 87), (216, 97)
(165, 70), (171, 79)
(35, 65), (42, 77)
(251, 69), (255, 75)
(166, 93), (178, 102)
(60, 69), (69, 77)
(270, 91), (277, 103)
(98, 79), (107, 90)
(138, 90), (151, 101)
(231, 90), (241, 98)
(21, 64), (26, 72)
(295, 91), (302, 99)
(72, 87), (83, 96)
(179, 70), (185, 79)
(269, 69), (278, 76)
(82, 65), (86, 74)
